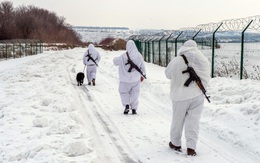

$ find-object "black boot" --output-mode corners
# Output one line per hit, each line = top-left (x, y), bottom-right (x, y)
(132, 109), (137, 115)
(88, 82), (91, 85)
(187, 148), (196, 156)
(92, 79), (95, 86)
(124, 105), (129, 114)
(169, 142), (181, 152)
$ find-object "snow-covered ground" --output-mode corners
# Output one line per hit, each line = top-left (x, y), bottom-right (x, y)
(0, 48), (259, 163)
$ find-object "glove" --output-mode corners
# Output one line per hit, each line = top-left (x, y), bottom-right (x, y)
(140, 76), (144, 82)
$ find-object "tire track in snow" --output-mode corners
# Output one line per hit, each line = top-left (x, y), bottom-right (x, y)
(67, 61), (141, 163)
(81, 86), (142, 163)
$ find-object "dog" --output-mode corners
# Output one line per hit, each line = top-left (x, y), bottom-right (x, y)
(76, 72), (85, 86)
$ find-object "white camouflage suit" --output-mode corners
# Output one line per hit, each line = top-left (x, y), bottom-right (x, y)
(113, 40), (146, 111)
(165, 40), (210, 150)
(83, 44), (101, 84)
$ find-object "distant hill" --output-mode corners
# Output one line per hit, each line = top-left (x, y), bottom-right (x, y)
(72, 26), (166, 43)
(73, 26), (260, 43)
(73, 26), (129, 31)
(214, 31), (260, 43)
(72, 26), (134, 43)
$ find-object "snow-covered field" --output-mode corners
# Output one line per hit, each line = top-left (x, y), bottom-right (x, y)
(0, 48), (259, 163)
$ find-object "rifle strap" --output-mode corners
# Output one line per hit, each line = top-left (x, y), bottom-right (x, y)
(125, 52), (133, 72)
(86, 50), (90, 60)
(126, 52), (130, 61)
(180, 54), (189, 66)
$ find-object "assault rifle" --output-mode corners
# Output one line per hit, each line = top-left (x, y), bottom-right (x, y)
(181, 55), (210, 103)
(125, 52), (146, 79)
(86, 50), (98, 66)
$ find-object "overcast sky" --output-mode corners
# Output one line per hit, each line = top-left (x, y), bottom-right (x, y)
(8, 0), (260, 30)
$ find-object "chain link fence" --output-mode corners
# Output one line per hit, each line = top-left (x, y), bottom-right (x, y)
(130, 15), (260, 80)
(0, 39), (43, 60)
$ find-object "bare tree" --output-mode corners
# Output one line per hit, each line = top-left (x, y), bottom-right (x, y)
(15, 6), (37, 38)
(0, 1), (15, 39)
(0, 1), (83, 45)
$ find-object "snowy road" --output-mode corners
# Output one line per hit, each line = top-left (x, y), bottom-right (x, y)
(0, 48), (259, 163)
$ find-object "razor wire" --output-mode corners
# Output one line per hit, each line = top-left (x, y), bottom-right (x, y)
(196, 15), (260, 32)
(131, 15), (260, 40)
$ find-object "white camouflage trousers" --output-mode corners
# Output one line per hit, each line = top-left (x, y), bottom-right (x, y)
(118, 81), (140, 110)
(86, 65), (97, 82)
(170, 94), (204, 150)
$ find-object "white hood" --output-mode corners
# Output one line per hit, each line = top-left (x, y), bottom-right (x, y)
(126, 40), (141, 60)
(177, 39), (198, 56)
(113, 40), (146, 83)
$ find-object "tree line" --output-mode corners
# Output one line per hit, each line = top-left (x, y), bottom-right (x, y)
(0, 1), (84, 45)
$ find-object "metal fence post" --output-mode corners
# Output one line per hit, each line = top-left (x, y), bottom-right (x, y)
(19, 42), (22, 57)
(166, 33), (173, 66)
(140, 40), (143, 55)
(212, 23), (223, 78)
(152, 39), (156, 64)
(13, 42), (15, 58)
(192, 29), (201, 40)
(158, 36), (165, 66)
(144, 40), (147, 61)
(175, 31), (183, 57)
(240, 20), (253, 80)
(148, 38), (153, 63)
(5, 43), (7, 60)
(36, 41), (38, 54)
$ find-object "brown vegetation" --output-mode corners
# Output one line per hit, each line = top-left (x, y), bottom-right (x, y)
(0, 1), (85, 46)
(99, 37), (126, 51)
